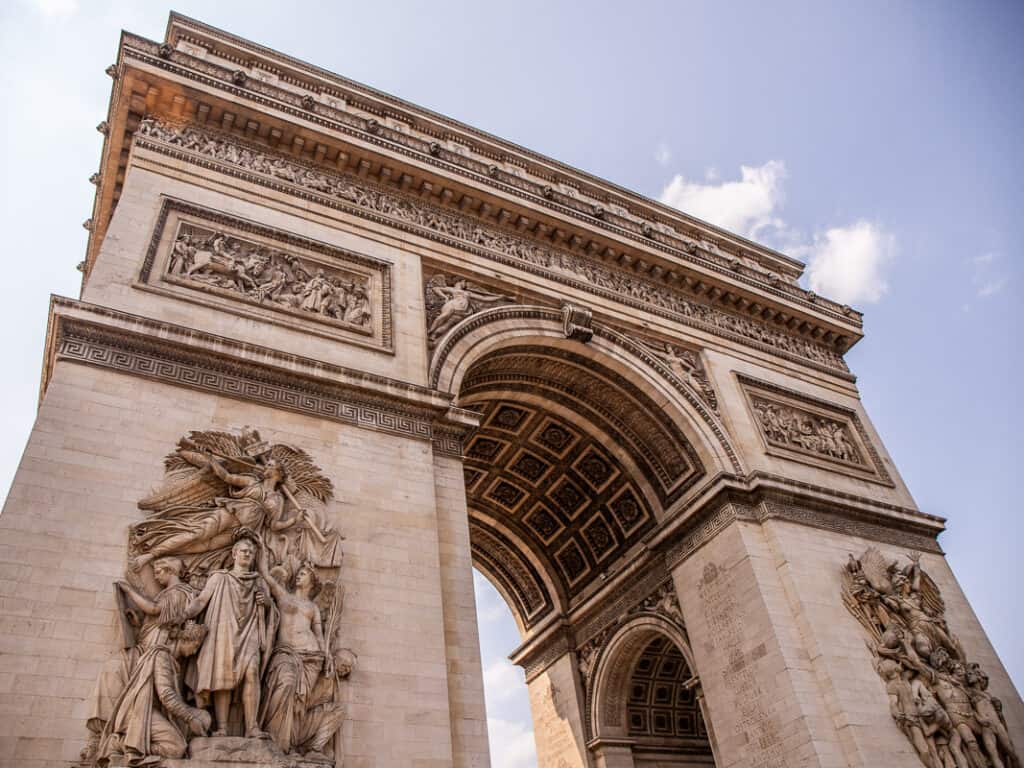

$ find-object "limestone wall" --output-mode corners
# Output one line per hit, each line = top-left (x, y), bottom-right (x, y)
(0, 359), (462, 767)
(670, 515), (1022, 768)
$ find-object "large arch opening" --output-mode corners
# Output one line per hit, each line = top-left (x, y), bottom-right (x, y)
(436, 305), (731, 766)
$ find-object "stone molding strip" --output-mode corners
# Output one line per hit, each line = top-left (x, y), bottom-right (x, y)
(45, 298), (474, 456)
(661, 489), (944, 571)
(131, 120), (852, 379)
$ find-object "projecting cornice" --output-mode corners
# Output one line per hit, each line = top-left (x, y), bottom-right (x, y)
(85, 13), (864, 364)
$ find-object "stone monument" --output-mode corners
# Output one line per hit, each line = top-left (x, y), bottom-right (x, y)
(0, 13), (1018, 768)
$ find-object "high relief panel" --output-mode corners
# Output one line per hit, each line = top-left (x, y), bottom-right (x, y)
(739, 374), (893, 484)
(843, 548), (1019, 768)
(138, 199), (393, 350)
(79, 427), (354, 767)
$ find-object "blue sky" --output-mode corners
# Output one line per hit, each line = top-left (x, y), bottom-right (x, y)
(1, 3), (1021, 766)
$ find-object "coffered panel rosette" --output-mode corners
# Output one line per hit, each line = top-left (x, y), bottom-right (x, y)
(461, 344), (705, 606)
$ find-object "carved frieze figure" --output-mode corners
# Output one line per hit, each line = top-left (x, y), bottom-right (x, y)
(258, 554), (352, 761)
(182, 531), (276, 739)
(165, 223), (374, 331)
(130, 428), (340, 573)
(82, 427), (353, 765)
(97, 621), (212, 764)
(83, 557), (196, 759)
(649, 341), (719, 414)
(841, 548), (1018, 768)
(753, 396), (860, 464)
(424, 274), (512, 345)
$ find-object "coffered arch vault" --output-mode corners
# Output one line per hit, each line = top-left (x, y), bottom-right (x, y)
(434, 305), (743, 630)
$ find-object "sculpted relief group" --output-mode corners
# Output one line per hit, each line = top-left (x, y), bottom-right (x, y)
(5, 15), (1020, 768)
(80, 428), (352, 767)
(843, 549), (1018, 768)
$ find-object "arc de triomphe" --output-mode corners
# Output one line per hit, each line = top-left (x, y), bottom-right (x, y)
(0, 14), (1019, 768)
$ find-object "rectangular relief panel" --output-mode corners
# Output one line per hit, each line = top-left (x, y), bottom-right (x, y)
(137, 199), (393, 351)
(738, 374), (893, 485)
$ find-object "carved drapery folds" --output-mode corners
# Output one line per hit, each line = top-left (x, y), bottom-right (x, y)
(842, 548), (1018, 768)
(423, 272), (514, 347)
(140, 199), (393, 350)
(135, 118), (850, 375)
(80, 428), (353, 766)
(740, 375), (893, 484)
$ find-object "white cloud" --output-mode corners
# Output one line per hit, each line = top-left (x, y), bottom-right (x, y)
(474, 570), (510, 622)
(654, 142), (672, 167)
(487, 717), (537, 768)
(803, 221), (894, 305)
(970, 252), (1007, 298)
(658, 160), (787, 240)
(977, 279), (1006, 298)
(658, 161), (896, 306)
(483, 659), (525, 704)
(24, 0), (79, 17)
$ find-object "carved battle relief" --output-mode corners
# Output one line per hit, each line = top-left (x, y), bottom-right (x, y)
(80, 428), (353, 767)
(140, 199), (393, 350)
(740, 376), (893, 484)
(843, 548), (1018, 768)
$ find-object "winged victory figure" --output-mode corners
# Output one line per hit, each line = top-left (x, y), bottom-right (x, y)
(425, 274), (512, 345)
(129, 428), (342, 577)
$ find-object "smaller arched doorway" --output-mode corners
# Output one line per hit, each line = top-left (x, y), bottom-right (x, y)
(588, 617), (718, 768)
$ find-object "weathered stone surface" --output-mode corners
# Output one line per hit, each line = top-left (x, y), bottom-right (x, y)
(0, 11), (1017, 768)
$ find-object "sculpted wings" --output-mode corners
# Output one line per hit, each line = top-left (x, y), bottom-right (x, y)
(858, 546), (894, 594)
(840, 565), (884, 644)
(915, 565), (945, 619)
(267, 443), (334, 504)
(137, 430), (245, 512)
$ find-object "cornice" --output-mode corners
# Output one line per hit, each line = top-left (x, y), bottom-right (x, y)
(651, 473), (945, 569)
(86, 18), (864, 354)
(44, 297), (475, 455)
(129, 118), (854, 379)
(160, 15), (822, 285)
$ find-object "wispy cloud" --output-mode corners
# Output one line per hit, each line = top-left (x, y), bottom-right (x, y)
(23, 0), (79, 17)
(487, 717), (537, 768)
(654, 142), (672, 167)
(483, 659), (525, 703)
(658, 161), (895, 306)
(971, 253), (1007, 298)
(473, 570), (510, 622)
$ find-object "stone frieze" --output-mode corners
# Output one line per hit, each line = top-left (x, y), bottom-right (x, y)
(135, 119), (850, 376)
(739, 376), (892, 484)
(139, 199), (393, 350)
